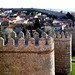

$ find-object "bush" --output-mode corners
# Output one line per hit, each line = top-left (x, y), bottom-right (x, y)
(43, 26), (55, 34)
(36, 28), (43, 37)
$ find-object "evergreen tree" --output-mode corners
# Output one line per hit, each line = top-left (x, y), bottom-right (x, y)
(66, 12), (74, 20)
(22, 26), (27, 35)
(36, 28), (43, 37)
(31, 12), (35, 16)
(33, 18), (40, 30)
(66, 12), (74, 26)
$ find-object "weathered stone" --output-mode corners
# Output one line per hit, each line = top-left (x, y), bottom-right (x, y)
(0, 36), (55, 75)
(54, 32), (72, 74)
(0, 31), (72, 75)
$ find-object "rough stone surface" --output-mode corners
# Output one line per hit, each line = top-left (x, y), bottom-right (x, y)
(54, 32), (72, 74)
(64, 26), (75, 51)
(0, 37), (55, 75)
(0, 31), (72, 75)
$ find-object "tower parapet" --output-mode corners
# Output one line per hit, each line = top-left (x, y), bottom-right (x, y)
(54, 31), (72, 74)
(18, 31), (24, 38)
(0, 31), (55, 75)
(41, 32), (48, 39)
(26, 31), (31, 42)
(11, 31), (17, 39)
(64, 26), (75, 51)
(0, 31), (72, 75)
(33, 31), (39, 42)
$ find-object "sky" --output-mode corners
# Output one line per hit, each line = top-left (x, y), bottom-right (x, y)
(0, 0), (75, 11)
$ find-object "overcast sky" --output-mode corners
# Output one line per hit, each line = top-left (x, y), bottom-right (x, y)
(0, 0), (75, 11)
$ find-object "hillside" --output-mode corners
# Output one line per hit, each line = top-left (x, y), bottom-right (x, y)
(0, 8), (66, 17)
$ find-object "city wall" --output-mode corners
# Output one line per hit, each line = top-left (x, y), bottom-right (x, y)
(0, 31), (72, 75)
(64, 26), (75, 51)
(54, 32), (72, 74)
(0, 32), (55, 75)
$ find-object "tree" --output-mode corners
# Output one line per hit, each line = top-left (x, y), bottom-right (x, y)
(31, 12), (35, 16)
(36, 28), (43, 37)
(66, 12), (74, 20)
(33, 18), (41, 30)
(66, 12), (74, 26)
(22, 26), (27, 35)
(60, 10), (63, 13)
(43, 26), (55, 34)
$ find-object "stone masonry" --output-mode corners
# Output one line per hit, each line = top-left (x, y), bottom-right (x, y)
(0, 31), (72, 75)
(64, 26), (75, 51)
(54, 32), (72, 74)
(0, 32), (55, 75)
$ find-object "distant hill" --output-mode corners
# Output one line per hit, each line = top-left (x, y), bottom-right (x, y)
(33, 8), (66, 17)
(0, 8), (66, 17)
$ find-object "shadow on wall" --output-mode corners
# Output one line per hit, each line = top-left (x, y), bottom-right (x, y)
(72, 50), (75, 56)
(56, 73), (67, 75)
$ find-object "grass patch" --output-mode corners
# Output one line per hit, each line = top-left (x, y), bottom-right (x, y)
(67, 62), (75, 75)
(72, 56), (75, 60)
(67, 56), (75, 75)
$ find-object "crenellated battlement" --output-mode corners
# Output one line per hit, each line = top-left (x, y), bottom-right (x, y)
(1, 31), (72, 47)
(0, 30), (72, 75)
(64, 26), (75, 51)
(0, 31), (55, 75)
(64, 26), (75, 31)
(0, 36), (54, 52)
(0, 37), (53, 46)
(11, 31), (49, 41)
(53, 31), (72, 40)
(54, 31), (72, 74)
(10, 30), (72, 41)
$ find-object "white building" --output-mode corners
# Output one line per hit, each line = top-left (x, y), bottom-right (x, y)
(51, 23), (66, 31)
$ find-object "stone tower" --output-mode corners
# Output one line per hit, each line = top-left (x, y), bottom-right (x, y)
(64, 26), (75, 51)
(0, 31), (55, 75)
(54, 32), (72, 74)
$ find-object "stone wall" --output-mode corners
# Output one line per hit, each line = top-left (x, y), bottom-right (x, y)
(10, 30), (49, 42)
(54, 32), (72, 74)
(0, 31), (72, 75)
(64, 26), (75, 51)
(0, 35), (55, 75)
